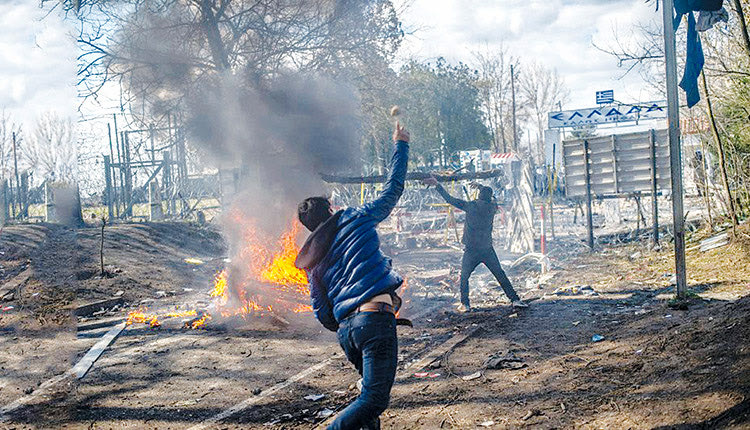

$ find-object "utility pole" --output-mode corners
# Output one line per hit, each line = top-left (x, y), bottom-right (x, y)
(662, 0), (688, 299)
(511, 64), (518, 153)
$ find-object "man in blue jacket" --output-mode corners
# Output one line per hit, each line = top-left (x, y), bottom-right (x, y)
(295, 123), (410, 430)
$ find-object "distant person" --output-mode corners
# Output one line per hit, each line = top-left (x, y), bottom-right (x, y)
(422, 176), (526, 312)
(295, 122), (410, 430)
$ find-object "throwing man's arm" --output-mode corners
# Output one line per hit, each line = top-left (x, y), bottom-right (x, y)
(361, 123), (410, 222)
(434, 183), (469, 210)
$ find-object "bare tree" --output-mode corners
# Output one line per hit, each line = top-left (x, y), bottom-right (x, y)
(46, 0), (402, 127)
(472, 44), (518, 153)
(24, 112), (78, 183)
(0, 110), (22, 183)
(518, 62), (568, 164)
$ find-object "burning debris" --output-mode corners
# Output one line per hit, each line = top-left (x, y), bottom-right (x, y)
(126, 219), (313, 330)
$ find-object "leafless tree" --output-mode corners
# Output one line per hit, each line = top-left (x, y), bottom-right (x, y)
(472, 44), (519, 153)
(44, 0), (402, 128)
(0, 110), (22, 183)
(25, 112), (78, 183)
(518, 62), (568, 164)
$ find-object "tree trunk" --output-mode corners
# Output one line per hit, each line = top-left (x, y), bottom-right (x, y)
(198, 0), (230, 71)
(698, 136), (714, 227)
(732, 0), (750, 61)
(701, 72), (738, 229)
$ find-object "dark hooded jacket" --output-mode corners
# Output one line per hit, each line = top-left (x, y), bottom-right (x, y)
(295, 141), (409, 331)
(435, 184), (496, 250)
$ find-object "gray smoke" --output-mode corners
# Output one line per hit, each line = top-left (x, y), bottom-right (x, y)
(185, 72), (363, 304)
(188, 72), (363, 235)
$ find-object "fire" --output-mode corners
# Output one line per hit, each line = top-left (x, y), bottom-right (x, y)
(395, 278), (410, 319)
(186, 313), (211, 329)
(126, 308), (200, 329)
(260, 223), (309, 294)
(210, 270), (228, 305)
(164, 309), (198, 318)
(292, 304), (313, 313)
(207, 217), (313, 322)
(126, 310), (160, 327)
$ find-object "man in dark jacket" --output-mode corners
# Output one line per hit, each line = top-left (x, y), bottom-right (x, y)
(294, 123), (410, 430)
(423, 176), (526, 312)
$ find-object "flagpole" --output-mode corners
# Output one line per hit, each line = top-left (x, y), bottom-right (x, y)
(661, 0), (687, 299)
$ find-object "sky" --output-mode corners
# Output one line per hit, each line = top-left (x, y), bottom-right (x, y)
(0, 0), (663, 132)
(396, 0), (662, 110)
(0, 1), (77, 129)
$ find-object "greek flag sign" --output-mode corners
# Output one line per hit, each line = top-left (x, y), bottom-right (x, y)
(596, 90), (614, 104)
(548, 102), (667, 129)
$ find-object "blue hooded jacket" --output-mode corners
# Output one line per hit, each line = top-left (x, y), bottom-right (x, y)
(295, 140), (409, 331)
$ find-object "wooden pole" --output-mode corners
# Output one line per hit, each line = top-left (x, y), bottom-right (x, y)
(583, 139), (594, 250)
(511, 64), (518, 153)
(103, 156), (114, 221)
(662, 0), (688, 299)
(123, 132), (133, 218)
(701, 71), (738, 229)
(649, 129), (660, 246)
(100, 218), (106, 277)
(19, 172), (28, 218)
(11, 132), (20, 218)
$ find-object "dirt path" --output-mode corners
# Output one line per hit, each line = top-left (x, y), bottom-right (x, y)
(0, 223), (748, 429)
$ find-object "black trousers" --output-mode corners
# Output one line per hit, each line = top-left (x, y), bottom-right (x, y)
(460, 246), (520, 306)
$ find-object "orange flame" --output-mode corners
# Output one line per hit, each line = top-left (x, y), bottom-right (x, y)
(260, 223), (309, 294)
(208, 217), (313, 321)
(188, 313), (211, 329)
(126, 309), (160, 328)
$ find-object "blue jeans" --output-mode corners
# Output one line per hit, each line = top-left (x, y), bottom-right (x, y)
(328, 311), (398, 430)
(460, 246), (520, 306)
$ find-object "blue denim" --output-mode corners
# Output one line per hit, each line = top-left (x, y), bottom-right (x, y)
(328, 311), (398, 430)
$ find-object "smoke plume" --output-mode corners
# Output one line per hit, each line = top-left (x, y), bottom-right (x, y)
(186, 72), (364, 300)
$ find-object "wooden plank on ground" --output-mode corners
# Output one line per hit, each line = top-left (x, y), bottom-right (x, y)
(74, 297), (124, 317)
(77, 316), (124, 332)
(71, 322), (126, 379)
(0, 322), (126, 422)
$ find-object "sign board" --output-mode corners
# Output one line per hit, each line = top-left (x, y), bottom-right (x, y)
(459, 149), (492, 171)
(562, 129), (671, 198)
(596, 90), (614, 104)
(548, 101), (667, 128)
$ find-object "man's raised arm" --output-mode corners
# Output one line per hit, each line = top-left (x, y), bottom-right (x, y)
(361, 123), (410, 222)
(423, 175), (468, 210)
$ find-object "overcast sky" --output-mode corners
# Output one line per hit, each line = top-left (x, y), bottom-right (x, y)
(0, 1), (76, 128)
(0, 0), (661, 131)
(396, 0), (661, 109)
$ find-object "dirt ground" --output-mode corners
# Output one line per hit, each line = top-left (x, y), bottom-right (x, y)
(0, 218), (748, 429)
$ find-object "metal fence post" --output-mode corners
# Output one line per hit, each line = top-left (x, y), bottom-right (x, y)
(583, 139), (594, 250)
